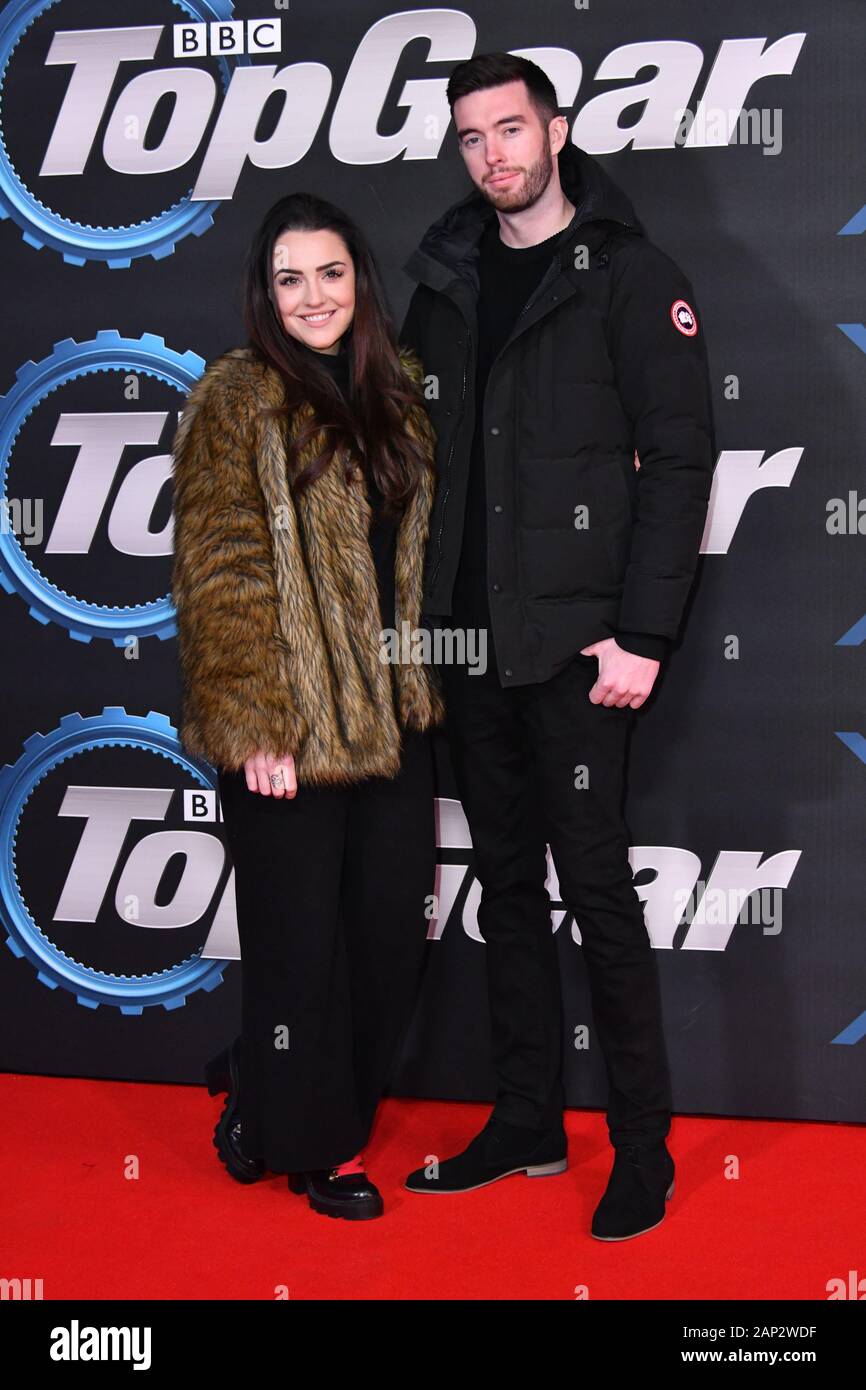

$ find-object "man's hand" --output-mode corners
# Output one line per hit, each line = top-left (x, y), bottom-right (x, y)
(243, 750), (297, 797)
(579, 638), (660, 709)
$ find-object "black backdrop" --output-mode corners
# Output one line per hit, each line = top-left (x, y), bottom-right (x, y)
(1, 0), (864, 1124)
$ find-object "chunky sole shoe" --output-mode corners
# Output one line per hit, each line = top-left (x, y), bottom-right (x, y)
(287, 1171), (384, 1220)
(205, 1037), (265, 1184)
(213, 1105), (266, 1184)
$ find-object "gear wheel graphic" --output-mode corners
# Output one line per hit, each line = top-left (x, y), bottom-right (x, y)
(0, 0), (248, 265)
(0, 705), (228, 1011)
(0, 329), (203, 640)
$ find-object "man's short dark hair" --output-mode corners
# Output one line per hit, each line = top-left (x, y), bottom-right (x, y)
(446, 52), (559, 131)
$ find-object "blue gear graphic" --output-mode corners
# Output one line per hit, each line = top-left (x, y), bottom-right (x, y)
(0, 706), (228, 1011)
(0, 329), (202, 641)
(0, 0), (248, 265)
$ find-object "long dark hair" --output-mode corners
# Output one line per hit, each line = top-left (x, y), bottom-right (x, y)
(242, 193), (432, 517)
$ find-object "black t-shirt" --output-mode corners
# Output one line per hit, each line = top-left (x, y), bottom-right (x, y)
(295, 337), (397, 636)
(450, 219), (564, 649)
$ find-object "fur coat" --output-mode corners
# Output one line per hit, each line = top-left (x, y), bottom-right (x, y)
(170, 344), (445, 784)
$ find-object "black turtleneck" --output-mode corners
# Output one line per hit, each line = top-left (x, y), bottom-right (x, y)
(295, 336), (397, 636)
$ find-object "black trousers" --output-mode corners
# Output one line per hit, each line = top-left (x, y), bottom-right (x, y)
(438, 649), (672, 1145)
(216, 728), (436, 1173)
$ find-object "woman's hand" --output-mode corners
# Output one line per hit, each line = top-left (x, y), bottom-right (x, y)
(243, 750), (297, 798)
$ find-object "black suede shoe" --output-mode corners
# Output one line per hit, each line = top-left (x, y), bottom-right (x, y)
(204, 1037), (266, 1184)
(288, 1162), (384, 1220)
(404, 1115), (568, 1194)
(591, 1140), (675, 1240)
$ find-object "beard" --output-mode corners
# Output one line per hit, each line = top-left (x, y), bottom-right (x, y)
(479, 140), (554, 212)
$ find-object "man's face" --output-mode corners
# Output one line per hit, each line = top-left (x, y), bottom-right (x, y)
(452, 79), (557, 212)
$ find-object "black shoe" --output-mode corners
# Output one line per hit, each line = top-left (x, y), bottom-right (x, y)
(288, 1165), (384, 1220)
(204, 1044), (231, 1096)
(404, 1114), (568, 1194)
(205, 1037), (266, 1184)
(591, 1140), (675, 1240)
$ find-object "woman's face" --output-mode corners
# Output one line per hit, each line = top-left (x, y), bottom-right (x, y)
(270, 228), (355, 355)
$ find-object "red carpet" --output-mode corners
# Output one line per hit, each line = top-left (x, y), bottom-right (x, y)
(3, 1073), (863, 1300)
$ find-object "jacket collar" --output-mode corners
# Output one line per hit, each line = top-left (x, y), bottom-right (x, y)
(402, 141), (644, 294)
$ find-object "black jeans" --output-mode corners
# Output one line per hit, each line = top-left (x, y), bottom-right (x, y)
(216, 728), (436, 1172)
(438, 649), (672, 1146)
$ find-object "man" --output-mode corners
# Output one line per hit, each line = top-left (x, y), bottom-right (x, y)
(399, 52), (715, 1240)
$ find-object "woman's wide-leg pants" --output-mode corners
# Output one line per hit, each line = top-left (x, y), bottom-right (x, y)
(216, 728), (436, 1173)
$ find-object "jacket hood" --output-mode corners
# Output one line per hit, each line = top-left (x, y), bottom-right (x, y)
(403, 140), (645, 290)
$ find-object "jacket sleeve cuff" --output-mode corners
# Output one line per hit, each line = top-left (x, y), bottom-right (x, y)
(609, 629), (671, 662)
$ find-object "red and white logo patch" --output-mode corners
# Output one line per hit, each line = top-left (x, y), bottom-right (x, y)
(670, 299), (698, 336)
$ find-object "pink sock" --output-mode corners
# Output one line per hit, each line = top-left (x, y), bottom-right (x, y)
(332, 1151), (366, 1177)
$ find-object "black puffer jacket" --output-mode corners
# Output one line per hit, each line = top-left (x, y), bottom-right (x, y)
(399, 140), (716, 684)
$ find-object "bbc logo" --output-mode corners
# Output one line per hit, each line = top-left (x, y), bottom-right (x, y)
(183, 788), (220, 822)
(173, 19), (283, 58)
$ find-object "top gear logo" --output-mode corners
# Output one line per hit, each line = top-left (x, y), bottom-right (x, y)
(0, 705), (230, 1011)
(0, 330), (203, 641)
(0, 0), (247, 265)
(0, 5), (811, 265)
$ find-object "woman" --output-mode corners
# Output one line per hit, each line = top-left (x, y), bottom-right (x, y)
(170, 192), (444, 1220)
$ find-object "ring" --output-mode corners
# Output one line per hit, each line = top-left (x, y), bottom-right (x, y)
(270, 772), (284, 789)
